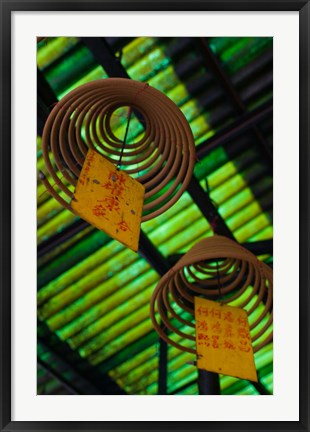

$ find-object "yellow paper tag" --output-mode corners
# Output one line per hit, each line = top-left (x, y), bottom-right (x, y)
(71, 150), (144, 252)
(194, 297), (258, 382)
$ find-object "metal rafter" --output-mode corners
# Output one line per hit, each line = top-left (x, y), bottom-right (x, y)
(193, 37), (273, 169)
(38, 321), (126, 395)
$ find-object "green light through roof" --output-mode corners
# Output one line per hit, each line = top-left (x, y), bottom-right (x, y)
(221, 37), (272, 75)
(70, 286), (156, 356)
(38, 239), (125, 306)
(37, 37), (79, 70)
(37, 36), (273, 396)
(38, 229), (108, 287)
(61, 271), (158, 343)
(86, 316), (156, 366)
(58, 65), (109, 99)
(48, 259), (155, 332)
(37, 210), (78, 243)
(43, 44), (100, 97)
(121, 37), (158, 68)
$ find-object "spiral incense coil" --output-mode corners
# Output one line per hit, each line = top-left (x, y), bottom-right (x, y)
(40, 78), (196, 221)
(150, 236), (273, 354)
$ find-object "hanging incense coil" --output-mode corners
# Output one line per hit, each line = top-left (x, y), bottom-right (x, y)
(39, 78), (196, 221)
(150, 235), (273, 354)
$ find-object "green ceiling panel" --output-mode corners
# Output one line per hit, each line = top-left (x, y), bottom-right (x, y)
(37, 36), (273, 396)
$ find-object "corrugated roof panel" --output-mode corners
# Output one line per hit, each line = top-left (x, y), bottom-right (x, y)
(37, 36), (273, 396)
(37, 37), (80, 70)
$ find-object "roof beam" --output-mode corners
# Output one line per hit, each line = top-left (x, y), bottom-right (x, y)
(168, 239), (273, 266)
(196, 100), (273, 160)
(38, 321), (126, 395)
(187, 176), (235, 239)
(193, 37), (273, 168)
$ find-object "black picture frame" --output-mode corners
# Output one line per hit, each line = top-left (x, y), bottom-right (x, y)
(1, 1), (309, 430)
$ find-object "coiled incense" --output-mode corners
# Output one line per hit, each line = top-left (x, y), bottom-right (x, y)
(150, 235), (273, 354)
(39, 78), (196, 221)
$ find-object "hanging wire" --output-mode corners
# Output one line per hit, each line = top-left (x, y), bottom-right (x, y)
(117, 107), (132, 170)
(216, 259), (225, 303)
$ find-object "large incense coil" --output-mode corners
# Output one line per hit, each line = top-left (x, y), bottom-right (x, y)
(40, 78), (196, 221)
(150, 235), (273, 354)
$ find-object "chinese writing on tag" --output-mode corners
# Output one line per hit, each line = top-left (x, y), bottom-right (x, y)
(194, 297), (258, 382)
(71, 150), (144, 252)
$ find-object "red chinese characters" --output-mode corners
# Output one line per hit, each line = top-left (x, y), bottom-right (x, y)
(194, 298), (257, 382)
(237, 316), (248, 327)
(195, 300), (253, 354)
(197, 320), (209, 332)
(102, 171), (127, 197)
(92, 204), (107, 218)
(197, 333), (210, 346)
(237, 327), (251, 340)
(223, 339), (236, 350)
(72, 149), (144, 252)
(196, 306), (209, 317)
(238, 339), (251, 352)
(223, 324), (234, 338)
(117, 220), (131, 232)
(92, 170), (128, 218)
(97, 196), (121, 214)
(211, 335), (220, 349)
(211, 321), (222, 334)
(223, 311), (234, 323)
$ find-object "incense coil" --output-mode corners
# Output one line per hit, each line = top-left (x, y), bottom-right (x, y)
(40, 78), (196, 221)
(150, 236), (273, 354)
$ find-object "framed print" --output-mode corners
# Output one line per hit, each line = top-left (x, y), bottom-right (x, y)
(1, 0), (309, 431)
